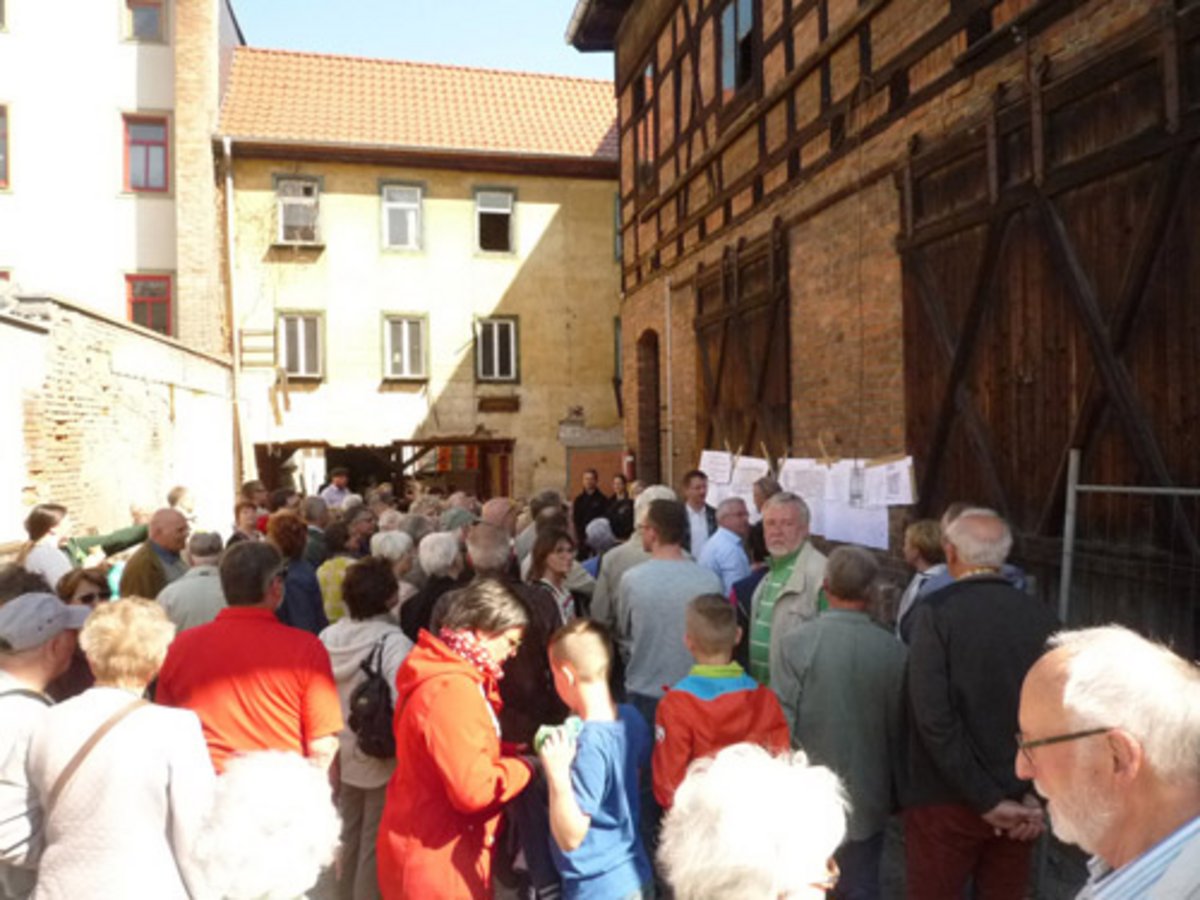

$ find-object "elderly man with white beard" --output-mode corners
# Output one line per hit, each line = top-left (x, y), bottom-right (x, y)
(1017, 626), (1200, 899)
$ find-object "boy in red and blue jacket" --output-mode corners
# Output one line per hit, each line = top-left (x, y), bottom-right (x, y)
(652, 593), (791, 809)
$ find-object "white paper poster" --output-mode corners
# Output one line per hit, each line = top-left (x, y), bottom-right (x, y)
(865, 456), (916, 507)
(698, 450), (734, 485)
(778, 458), (827, 537)
(823, 500), (890, 550)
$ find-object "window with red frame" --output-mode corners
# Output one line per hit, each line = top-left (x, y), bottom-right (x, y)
(127, 275), (171, 335)
(124, 116), (168, 192)
(127, 0), (164, 41)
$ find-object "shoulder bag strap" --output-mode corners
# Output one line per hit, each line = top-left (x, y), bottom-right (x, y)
(0, 688), (52, 706)
(46, 698), (147, 816)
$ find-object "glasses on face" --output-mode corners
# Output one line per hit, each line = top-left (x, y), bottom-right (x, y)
(73, 590), (112, 606)
(1015, 726), (1113, 765)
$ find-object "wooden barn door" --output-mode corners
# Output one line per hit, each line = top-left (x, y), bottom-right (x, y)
(899, 8), (1200, 650)
(695, 218), (791, 460)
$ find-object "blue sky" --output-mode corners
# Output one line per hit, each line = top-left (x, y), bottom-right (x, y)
(231, 1), (615, 80)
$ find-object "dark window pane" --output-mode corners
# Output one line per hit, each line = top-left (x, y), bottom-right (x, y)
(132, 278), (167, 299)
(480, 323), (495, 376)
(479, 211), (511, 252)
(498, 322), (513, 377)
(150, 301), (169, 334)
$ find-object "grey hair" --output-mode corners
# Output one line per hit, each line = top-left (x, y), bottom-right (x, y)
(370, 530), (413, 563)
(397, 514), (435, 545)
(716, 497), (747, 520)
(466, 524), (514, 576)
(659, 744), (847, 900)
(377, 509), (403, 532)
(529, 489), (565, 518)
(1050, 626), (1200, 784)
(300, 496), (327, 525)
(761, 491), (811, 527)
(188, 531), (223, 560)
(633, 484), (677, 529)
(418, 532), (460, 579)
(943, 507), (1011, 568)
(825, 545), (877, 602)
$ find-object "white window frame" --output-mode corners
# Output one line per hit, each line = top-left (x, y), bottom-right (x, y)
(381, 184), (422, 250)
(276, 177), (321, 245)
(277, 313), (323, 378)
(475, 317), (518, 382)
(384, 315), (426, 379)
(475, 189), (514, 253)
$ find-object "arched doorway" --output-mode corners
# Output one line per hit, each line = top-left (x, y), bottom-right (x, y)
(636, 329), (662, 484)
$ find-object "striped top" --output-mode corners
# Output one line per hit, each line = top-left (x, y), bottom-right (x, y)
(748, 548), (800, 685)
(1078, 813), (1200, 899)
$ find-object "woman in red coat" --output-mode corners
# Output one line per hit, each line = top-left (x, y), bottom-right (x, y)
(377, 578), (533, 899)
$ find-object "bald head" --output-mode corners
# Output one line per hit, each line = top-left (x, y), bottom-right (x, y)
(150, 508), (189, 553)
(480, 497), (518, 534)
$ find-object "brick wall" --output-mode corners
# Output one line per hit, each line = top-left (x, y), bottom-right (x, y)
(616, 0), (1153, 548)
(173, 0), (229, 356)
(2, 297), (235, 545)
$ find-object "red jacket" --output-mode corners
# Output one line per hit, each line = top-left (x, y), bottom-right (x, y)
(652, 663), (790, 809)
(377, 631), (532, 899)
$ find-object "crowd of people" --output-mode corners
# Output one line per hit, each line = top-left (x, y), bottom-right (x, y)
(1, 467), (1198, 900)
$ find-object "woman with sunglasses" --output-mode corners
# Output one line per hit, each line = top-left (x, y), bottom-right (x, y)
(48, 568), (111, 700)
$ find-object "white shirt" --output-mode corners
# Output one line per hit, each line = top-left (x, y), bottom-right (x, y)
(687, 504), (710, 559)
(23, 540), (72, 593)
(0, 672), (52, 897)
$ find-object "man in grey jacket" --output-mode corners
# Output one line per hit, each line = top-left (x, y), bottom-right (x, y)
(750, 492), (827, 688)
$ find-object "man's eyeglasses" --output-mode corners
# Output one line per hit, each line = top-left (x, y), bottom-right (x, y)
(1016, 726), (1113, 765)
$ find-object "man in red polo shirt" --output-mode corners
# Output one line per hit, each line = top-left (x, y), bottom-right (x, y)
(157, 541), (342, 773)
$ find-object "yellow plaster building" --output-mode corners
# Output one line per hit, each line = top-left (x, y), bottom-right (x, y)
(219, 48), (623, 497)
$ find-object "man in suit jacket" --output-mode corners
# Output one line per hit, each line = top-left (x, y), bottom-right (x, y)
(681, 469), (717, 559)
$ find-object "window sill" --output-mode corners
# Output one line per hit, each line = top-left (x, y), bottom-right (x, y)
(121, 189), (174, 199)
(474, 248), (517, 258)
(272, 241), (326, 250)
(381, 244), (423, 254)
(382, 375), (428, 384)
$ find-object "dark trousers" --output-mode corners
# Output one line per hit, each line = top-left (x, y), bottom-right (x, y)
(904, 804), (1033, 900)
(832, 830), (884, 900)
(505, 760), (562, 894)
(628, 693), (663, 882)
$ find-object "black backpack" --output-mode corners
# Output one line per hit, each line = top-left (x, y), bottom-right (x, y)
(348, 635), (396, 759)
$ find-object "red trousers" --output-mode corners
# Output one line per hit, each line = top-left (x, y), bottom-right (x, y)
(904, 804), (1033, 900)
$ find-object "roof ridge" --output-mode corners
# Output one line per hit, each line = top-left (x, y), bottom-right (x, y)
(232, 45), (613, 87)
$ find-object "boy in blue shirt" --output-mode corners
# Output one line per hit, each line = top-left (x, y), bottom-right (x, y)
(539, 618), (654, 899)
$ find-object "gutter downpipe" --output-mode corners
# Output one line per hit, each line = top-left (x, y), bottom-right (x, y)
(665, 277), (674, 487)
(222, 135), (245, 486)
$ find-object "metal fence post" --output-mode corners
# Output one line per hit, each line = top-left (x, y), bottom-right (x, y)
(1059, 448), (1081, 625)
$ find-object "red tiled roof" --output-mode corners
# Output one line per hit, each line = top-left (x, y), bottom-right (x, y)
(219, 47), (617, 162)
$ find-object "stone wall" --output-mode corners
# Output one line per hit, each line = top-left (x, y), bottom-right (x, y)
(1, 296), (235, 546)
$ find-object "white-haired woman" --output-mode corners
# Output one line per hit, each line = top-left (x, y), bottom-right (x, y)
(26, 598), (214, 899)
(370, 530), (418, 612)
(658, 743), (847, 899)
(398, 532), (462, 642)
(194, 751), (341, 900)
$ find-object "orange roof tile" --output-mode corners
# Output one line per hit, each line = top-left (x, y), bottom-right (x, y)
(219, 47), (617, 162)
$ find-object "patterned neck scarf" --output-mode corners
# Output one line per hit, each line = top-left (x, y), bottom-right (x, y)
(439, 628), (505, 682)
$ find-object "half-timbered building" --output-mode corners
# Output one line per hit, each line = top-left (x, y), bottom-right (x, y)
(570, 0), (1200, 652)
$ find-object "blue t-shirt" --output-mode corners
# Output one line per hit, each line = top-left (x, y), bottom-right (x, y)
(550, 704), (653, 899)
